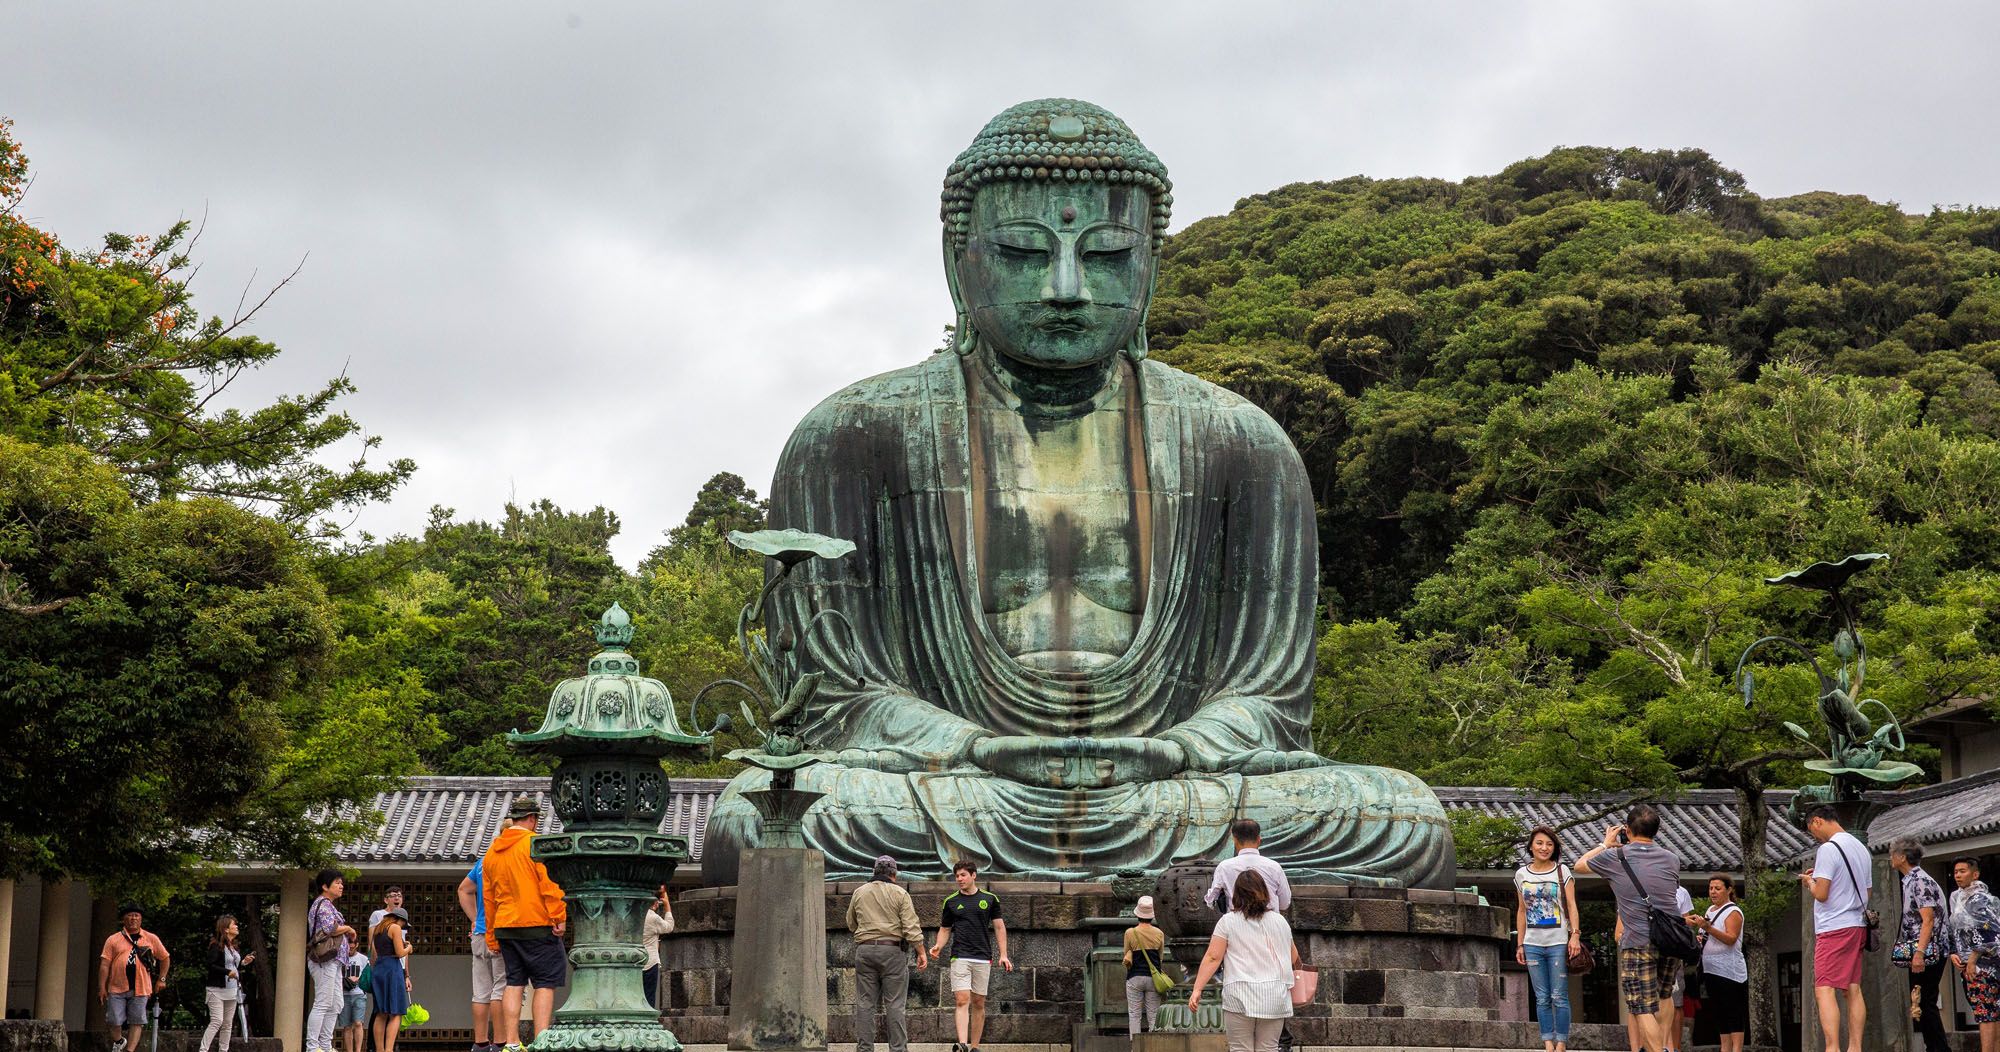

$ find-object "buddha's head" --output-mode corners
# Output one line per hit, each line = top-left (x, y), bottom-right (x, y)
(941, 99), (1171, 370)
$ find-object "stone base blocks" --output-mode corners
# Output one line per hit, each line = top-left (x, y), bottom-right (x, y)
(668, 880), (1644, 1049)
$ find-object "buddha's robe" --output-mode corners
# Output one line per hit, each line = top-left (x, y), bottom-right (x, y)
(701, 353), (1453, 887)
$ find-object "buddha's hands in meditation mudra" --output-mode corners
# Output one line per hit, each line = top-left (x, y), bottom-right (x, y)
(971, 735), (1186, 788)
(969, 734), (1329, 788)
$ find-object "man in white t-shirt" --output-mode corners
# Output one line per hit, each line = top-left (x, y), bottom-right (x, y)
(1205, 819), (1292, 913)
(1801, 805), (1872, 1052)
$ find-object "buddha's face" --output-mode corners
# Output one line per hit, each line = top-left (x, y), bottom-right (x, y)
(956, 181), (1153, 370)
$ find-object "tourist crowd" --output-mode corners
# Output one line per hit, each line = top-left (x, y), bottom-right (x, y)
(83, 798), (2000, 1052)
(1503, 802), (2000, 1052)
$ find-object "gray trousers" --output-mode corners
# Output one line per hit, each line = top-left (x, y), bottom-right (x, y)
(306, 958), (344, 1052)
(1126, 975), (1162, 1034)
(853, 943), (910, 1052)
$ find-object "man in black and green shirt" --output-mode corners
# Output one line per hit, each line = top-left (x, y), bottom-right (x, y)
(930, 861), (1012, 1052)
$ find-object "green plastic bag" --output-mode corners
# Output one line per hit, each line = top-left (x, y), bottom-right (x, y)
(404, 1003), (429, 1027)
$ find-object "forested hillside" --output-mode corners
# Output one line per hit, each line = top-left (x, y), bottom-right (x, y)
(1148, 148), (2000, 800)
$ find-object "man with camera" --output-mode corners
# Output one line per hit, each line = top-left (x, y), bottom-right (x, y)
(1576, 805), (1683, 1052)
(98, 903), (171, 1052)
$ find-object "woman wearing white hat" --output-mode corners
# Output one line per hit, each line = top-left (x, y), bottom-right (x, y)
(1123, 896), (1169, 1039)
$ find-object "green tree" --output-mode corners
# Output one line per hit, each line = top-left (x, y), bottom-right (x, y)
(0, 120), (423, 889)
(395, 501), (628, 774)
(648, 471), (768, 565)
(0, 121), (412, 539)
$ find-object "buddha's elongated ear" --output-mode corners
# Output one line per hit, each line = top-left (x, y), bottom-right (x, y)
(942, 229), (977, 357)
(1123, 252), (1160, 361)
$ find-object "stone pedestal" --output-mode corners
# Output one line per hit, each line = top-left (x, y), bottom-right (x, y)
(726, 848), (828, 1051)
(1799, 853), (1909, 1052)
(1132, 1032), (1224, 1052)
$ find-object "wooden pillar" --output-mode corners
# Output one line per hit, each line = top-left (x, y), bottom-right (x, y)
(34, 879), (70, 1021)
(0, 879), (14, 1019)
(274, 871), (310, 1052)
(86, 893), (117, 1034)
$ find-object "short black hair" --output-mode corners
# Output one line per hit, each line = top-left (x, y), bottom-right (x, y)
(1626, 803), (1661, 839)
(1954, 857), (1982, 874)
(1230, 818), (1262, 843)
(384, 886), (403, 896)
(952, 859), (978, 877)
(1806, 804), (1843, 826)
(313, 868), (344, 894)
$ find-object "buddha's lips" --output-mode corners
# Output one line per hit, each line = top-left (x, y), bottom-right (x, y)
(1036, 312), (1091, 334)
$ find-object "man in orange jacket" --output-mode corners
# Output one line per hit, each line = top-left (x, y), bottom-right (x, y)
(483, 797), (567, 1051)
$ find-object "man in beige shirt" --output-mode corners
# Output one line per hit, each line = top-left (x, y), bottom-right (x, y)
(847, 855), (929, 1052)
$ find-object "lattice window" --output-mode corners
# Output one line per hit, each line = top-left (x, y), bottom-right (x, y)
(345, 882), (467, 947)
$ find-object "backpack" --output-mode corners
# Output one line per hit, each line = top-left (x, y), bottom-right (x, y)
(1613, 848), (1702, 965)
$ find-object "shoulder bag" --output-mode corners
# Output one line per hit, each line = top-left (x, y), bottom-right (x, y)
(1829, 837), (1882, 952)
(1136, 930), (1174, 995)
(1613, 848), (1702, 964)
(307, 901), (344, 964)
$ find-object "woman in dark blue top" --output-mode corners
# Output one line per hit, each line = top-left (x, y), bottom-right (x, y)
(370, 908), (412, 1052)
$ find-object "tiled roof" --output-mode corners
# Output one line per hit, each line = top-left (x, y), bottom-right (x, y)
(315, 774), (2000, 873)
(1436, 787), (1815, 872)
(1864, 768), (2000, 850)
(317, 778), (1819, 874)
(321, 775), (729, 864)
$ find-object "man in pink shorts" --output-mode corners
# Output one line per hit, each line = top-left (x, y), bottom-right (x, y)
(1801, 805), (1872, 1052)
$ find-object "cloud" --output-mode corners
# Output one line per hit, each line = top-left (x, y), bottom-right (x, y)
(7, 0), (1998, 565)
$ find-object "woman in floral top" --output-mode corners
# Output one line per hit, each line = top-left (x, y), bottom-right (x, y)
(1890, 840), (1949, 1052)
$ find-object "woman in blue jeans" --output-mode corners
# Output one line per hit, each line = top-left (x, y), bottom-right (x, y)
(1514, 826), (1582, 1052)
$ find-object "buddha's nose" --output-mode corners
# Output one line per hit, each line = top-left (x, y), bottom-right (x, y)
(1041, 243), (1092, 308)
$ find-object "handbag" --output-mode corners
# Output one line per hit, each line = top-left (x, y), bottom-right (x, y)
(1558, 867), (1595, 974)
(1828, 837), (1882, 952)
(1290, 968), (1318, 1007)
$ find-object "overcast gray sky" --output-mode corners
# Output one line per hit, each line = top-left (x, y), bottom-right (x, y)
(8, 2), (1998, 566)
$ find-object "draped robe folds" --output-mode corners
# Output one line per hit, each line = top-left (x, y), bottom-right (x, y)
(701, 353), (1454, 888)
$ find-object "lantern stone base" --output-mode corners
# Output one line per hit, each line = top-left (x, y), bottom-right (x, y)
(665, 882), (1632, 1049)
(726, 847), (829, 1051)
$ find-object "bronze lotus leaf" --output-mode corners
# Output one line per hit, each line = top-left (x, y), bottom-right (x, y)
(1764, 552), (1888, 592)
(726, 529), (856, 566)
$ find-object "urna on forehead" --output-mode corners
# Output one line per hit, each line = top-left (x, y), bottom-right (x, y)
(940, 98), (1174, 251)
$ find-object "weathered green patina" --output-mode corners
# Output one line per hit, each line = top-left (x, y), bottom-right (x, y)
(514, 604), (711, 1052)
(703, 100), (1454, 888)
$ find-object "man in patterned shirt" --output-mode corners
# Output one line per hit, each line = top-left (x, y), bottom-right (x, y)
(1890, 840), (1949, 1052)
